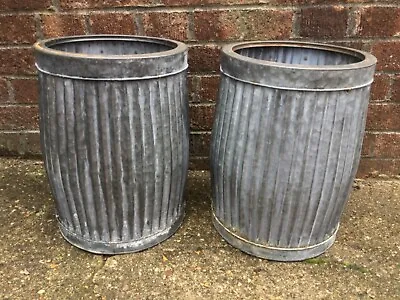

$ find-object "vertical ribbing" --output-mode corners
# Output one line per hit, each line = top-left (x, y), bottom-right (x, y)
(46, 76), (75, 232)
(129, 81), (144, 240)
(166, 76), (177, 227)
(210, 76), (228, 216)
(57, 78), (82, 234)
(74, 80), (99, 241)
(169, 75), (181, 223)
(223, 79), (240, 227)
(159, 78), (172, 230)
(275, 94), (302, 247)
(178, 72), (189, 211)
(297, 92), (331, 246)
(211, 75), (372, 252)
(240, 86), (263, 240)
(258, 90), (285, 241)
(98, 82), (118, 241)
(39, 71), (188, 253)
(178, 72), (188, 214)
(139, 81), (155, 236)
(213, 76), (232, 220)
(326, 88), (366, 231)
(287, 94), (319, 247)
(237, 86), (257, 233)
(87, 81), (110, 241)
(307, 92), (341, 244)
(248, 88), (276, 241)
(151, 80), (164, 233)
(67, 80), (89, 239)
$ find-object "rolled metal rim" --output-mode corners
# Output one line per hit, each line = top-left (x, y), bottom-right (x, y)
(212, 212), (338, 261)
(224, 40), (376, 70)
(34, 35), (188, 80)
(221, 41), (377, 91)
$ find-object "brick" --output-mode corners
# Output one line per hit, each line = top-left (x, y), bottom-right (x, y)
(240, 9), (293, 40)
(41, 14), (86, 38)
(392, 75), (400, 103)
(162, 0), (245, 5)
(297, 0), (373, 3)
(357, 158), (400, 178)
(189, 157), (210, 171)
(188, 45), (220, 73)
(142, 12), (189, 41)
(356, 7), (400, 37)
(198, 75), (219, 103)
(362, 132), (400, 158)
(366, 104), (400, 131)
(188, 75), (196, 102)
(299, 6), (348, 39)
(0, 0), (51, 11)
(0, 15), (36, 44)
(372, 41), (400, 72)
(328, 41), (369, 52)
(0, 131), (41, 157)
(194, 8), (291, 42)
(190, 104), (215, 131)
(0, 105), (39, 130)
(163, 0), (299, 5)
(371, 74), (391, 101)
(0, 78), (8, 103)
(11, 79), (39, 104)
(60, 0), (160, 10)
(0, 48), (35, 76)
(194, 10), (242, 41)
(162, 0), (212, 4)
(361, 133), (373, 157)
(89, 13), (135, 35)
(190, 133), (211, 156)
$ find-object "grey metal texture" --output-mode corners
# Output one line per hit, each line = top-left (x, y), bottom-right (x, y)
(211, 41), (377, 261)
(34, 35), (189, 254)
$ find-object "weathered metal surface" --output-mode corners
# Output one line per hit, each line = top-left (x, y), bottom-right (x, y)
(34, 35), (189, 254)
(211, 41), (377, 261)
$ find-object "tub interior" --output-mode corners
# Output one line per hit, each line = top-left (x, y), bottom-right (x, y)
(48, 39), (175, 56)
(235, 46), (363, 66)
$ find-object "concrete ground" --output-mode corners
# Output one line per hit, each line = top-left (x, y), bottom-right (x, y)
(0, 158), (399, 300)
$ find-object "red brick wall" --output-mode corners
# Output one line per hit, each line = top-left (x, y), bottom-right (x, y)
(0, 0), (399, 178)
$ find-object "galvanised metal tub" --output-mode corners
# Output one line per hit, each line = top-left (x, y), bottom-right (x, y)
(211, 41), (376, 261)
(34, 35), (189, 254)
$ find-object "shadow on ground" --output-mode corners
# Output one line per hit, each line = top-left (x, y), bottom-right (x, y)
(0, 158), (399, 299)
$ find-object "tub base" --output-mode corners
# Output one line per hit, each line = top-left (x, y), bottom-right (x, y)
(212, 211), (338, 262)
(58, 212), (185, 255)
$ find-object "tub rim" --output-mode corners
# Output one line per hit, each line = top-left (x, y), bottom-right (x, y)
(34, 34), (187, 60)
(223, 40), (376, 71)
(34, 35), (188, 80)
(220, 41), (377, 91)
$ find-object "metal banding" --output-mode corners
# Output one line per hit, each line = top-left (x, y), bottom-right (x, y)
(220, 67), (374, 92)
(212, 211), (339, 251)
(36, 63), (189, 81)
(212, 212), (338, 261)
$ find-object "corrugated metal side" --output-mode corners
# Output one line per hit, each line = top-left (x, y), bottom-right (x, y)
(39, 72), (189, 253)
(211, 74), (370, 250)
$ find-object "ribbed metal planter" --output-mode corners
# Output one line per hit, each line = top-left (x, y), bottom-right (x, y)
(34, 35), (189, 254)
(211, 41), (377, 261)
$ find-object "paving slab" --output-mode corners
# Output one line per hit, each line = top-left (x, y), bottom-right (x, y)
(0, 158), (399, 299)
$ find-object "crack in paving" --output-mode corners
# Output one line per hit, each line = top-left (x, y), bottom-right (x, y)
(87, 255), (112, 298)
(92, 255), (111, 280)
